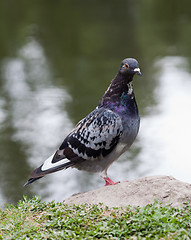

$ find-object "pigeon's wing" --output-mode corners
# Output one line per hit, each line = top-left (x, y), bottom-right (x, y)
(57, 107), (123, 161)
(25, 108), (123, 185)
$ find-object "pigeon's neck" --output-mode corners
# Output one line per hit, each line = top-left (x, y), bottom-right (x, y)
(98, 72), (134, 107)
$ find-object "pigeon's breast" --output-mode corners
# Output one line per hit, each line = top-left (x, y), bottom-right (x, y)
(103, 95), (140, 149)
(121, 113), (140, 148)
(117, 97), (140, 148)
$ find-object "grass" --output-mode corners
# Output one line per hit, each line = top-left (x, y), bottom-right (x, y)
(0, 196), (191, 239)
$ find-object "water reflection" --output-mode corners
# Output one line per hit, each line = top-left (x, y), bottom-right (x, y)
(138, 56), (191, 183)
(1, 39), (79, 207)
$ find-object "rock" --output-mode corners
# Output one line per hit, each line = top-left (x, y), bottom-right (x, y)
(63, 175), (191, 207)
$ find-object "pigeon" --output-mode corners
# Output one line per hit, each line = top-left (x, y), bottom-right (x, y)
(24, 58), (141, 187)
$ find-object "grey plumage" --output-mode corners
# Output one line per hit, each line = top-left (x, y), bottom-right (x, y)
(24, 58), (141, 186)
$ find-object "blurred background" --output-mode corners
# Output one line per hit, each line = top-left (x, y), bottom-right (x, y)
(0, 0), (191, 208)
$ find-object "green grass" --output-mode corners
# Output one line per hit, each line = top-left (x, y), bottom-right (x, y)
(0, 196), (191, 239)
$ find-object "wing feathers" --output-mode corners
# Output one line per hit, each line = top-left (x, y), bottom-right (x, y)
(60, 108), (123, 160)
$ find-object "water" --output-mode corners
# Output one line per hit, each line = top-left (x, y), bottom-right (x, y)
(0, 0), (191, 208)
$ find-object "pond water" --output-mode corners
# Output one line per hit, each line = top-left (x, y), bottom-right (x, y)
(0, 0), (191, 208)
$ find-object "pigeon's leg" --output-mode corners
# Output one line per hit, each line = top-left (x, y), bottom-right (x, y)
(100, 170), (120, 186)
(104, 177), (120, 186)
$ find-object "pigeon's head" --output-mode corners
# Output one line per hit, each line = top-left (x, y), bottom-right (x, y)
(119, 58), (142, 77)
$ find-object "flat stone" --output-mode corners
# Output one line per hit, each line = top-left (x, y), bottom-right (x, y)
(63, 175), (191, 207)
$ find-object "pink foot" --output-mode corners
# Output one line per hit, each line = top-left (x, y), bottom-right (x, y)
(104, 177), (120, 186)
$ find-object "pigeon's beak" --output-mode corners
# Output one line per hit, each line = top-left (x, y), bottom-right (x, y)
(134, 68), (142, 76)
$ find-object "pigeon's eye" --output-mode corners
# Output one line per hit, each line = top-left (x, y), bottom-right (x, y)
(124, 64), (129, 69)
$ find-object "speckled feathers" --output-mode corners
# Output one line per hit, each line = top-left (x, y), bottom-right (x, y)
(58, 108), (123, 160)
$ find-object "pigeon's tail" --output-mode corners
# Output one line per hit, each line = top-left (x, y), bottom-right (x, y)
(24, 176), (43, 186)
(24, 154), (75, 186)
